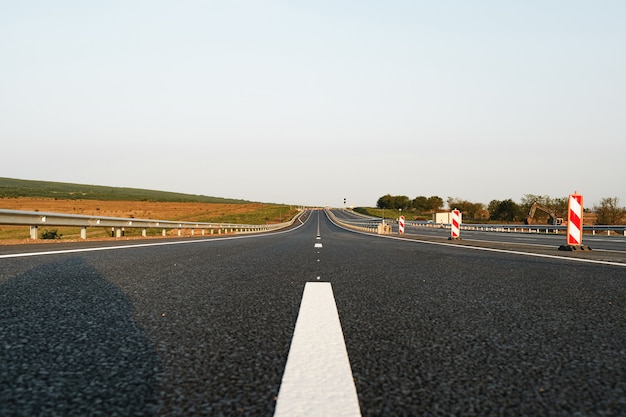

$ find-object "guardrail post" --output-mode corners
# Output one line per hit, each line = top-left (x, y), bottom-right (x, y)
(30, 225), (38, 239)
(162, 229), (166, 236)
(80, 227), (87, 239)
(142, 228), (147, 237)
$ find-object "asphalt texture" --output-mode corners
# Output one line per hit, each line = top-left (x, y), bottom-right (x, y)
(1, 210), (626, 416)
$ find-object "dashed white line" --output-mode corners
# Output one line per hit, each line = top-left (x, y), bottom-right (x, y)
(274, 282), (361, 417)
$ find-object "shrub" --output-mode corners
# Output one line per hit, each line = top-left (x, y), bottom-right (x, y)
(41, 229), (62, 240)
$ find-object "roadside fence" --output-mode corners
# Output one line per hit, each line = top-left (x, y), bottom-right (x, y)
(0, 209), (298, 240)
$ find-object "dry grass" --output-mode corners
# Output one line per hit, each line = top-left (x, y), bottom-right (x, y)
(0, 198), (297, 243)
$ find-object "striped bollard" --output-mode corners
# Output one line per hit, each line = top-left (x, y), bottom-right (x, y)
(559, 192), (591, 251)
(399, 215), (405, 234)
(449, 209), (461, 240)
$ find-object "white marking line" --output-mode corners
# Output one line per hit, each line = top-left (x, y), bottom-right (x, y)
(275, 282), (361, 417)
(314, 243), (323, 248)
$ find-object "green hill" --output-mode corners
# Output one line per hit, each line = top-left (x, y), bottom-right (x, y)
(0, 177), (249, 204)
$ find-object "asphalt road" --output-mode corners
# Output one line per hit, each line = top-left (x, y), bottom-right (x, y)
(1, 210), (625, 416)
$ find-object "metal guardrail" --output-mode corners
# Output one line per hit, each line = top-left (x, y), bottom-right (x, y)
(405, 221), (626, 236)
(0, 209), (297, 240)
(328, 209), (626, 237)
(325, 209), (387, 234)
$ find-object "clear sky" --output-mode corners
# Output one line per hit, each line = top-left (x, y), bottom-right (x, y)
(2, 1), (625, 208)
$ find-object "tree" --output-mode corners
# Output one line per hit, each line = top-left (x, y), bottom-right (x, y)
(426, 196), (444, 212)
(487, 200), (500, 218)
(446, 197), (485, 219)
(377, 194), (394, 209)
(489, 199), (520, 221)
(376, 194), (410, 210)
(394, 195), (411, 211)
(411, 195), (443, 213)
(412, 196), (429, 212)
(594, 197), (626, 225)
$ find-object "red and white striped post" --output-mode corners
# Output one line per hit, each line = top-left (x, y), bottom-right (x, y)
(450, 209), (461, 240)
(399, 215), (405, 235)
(560, 192), (591, 251)
(567, 193), (583, 245)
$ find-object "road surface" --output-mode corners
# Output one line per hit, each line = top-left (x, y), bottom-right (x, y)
(1, 210), (625, 416)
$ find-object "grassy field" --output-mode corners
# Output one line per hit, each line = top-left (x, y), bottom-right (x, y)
(0, 178), (299, 242)
(0, 177), (248, 203)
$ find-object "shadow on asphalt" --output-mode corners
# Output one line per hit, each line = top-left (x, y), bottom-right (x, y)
(0, 257), (161, 416)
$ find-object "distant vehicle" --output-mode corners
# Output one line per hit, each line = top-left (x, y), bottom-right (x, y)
(525, 201), (565, 225)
